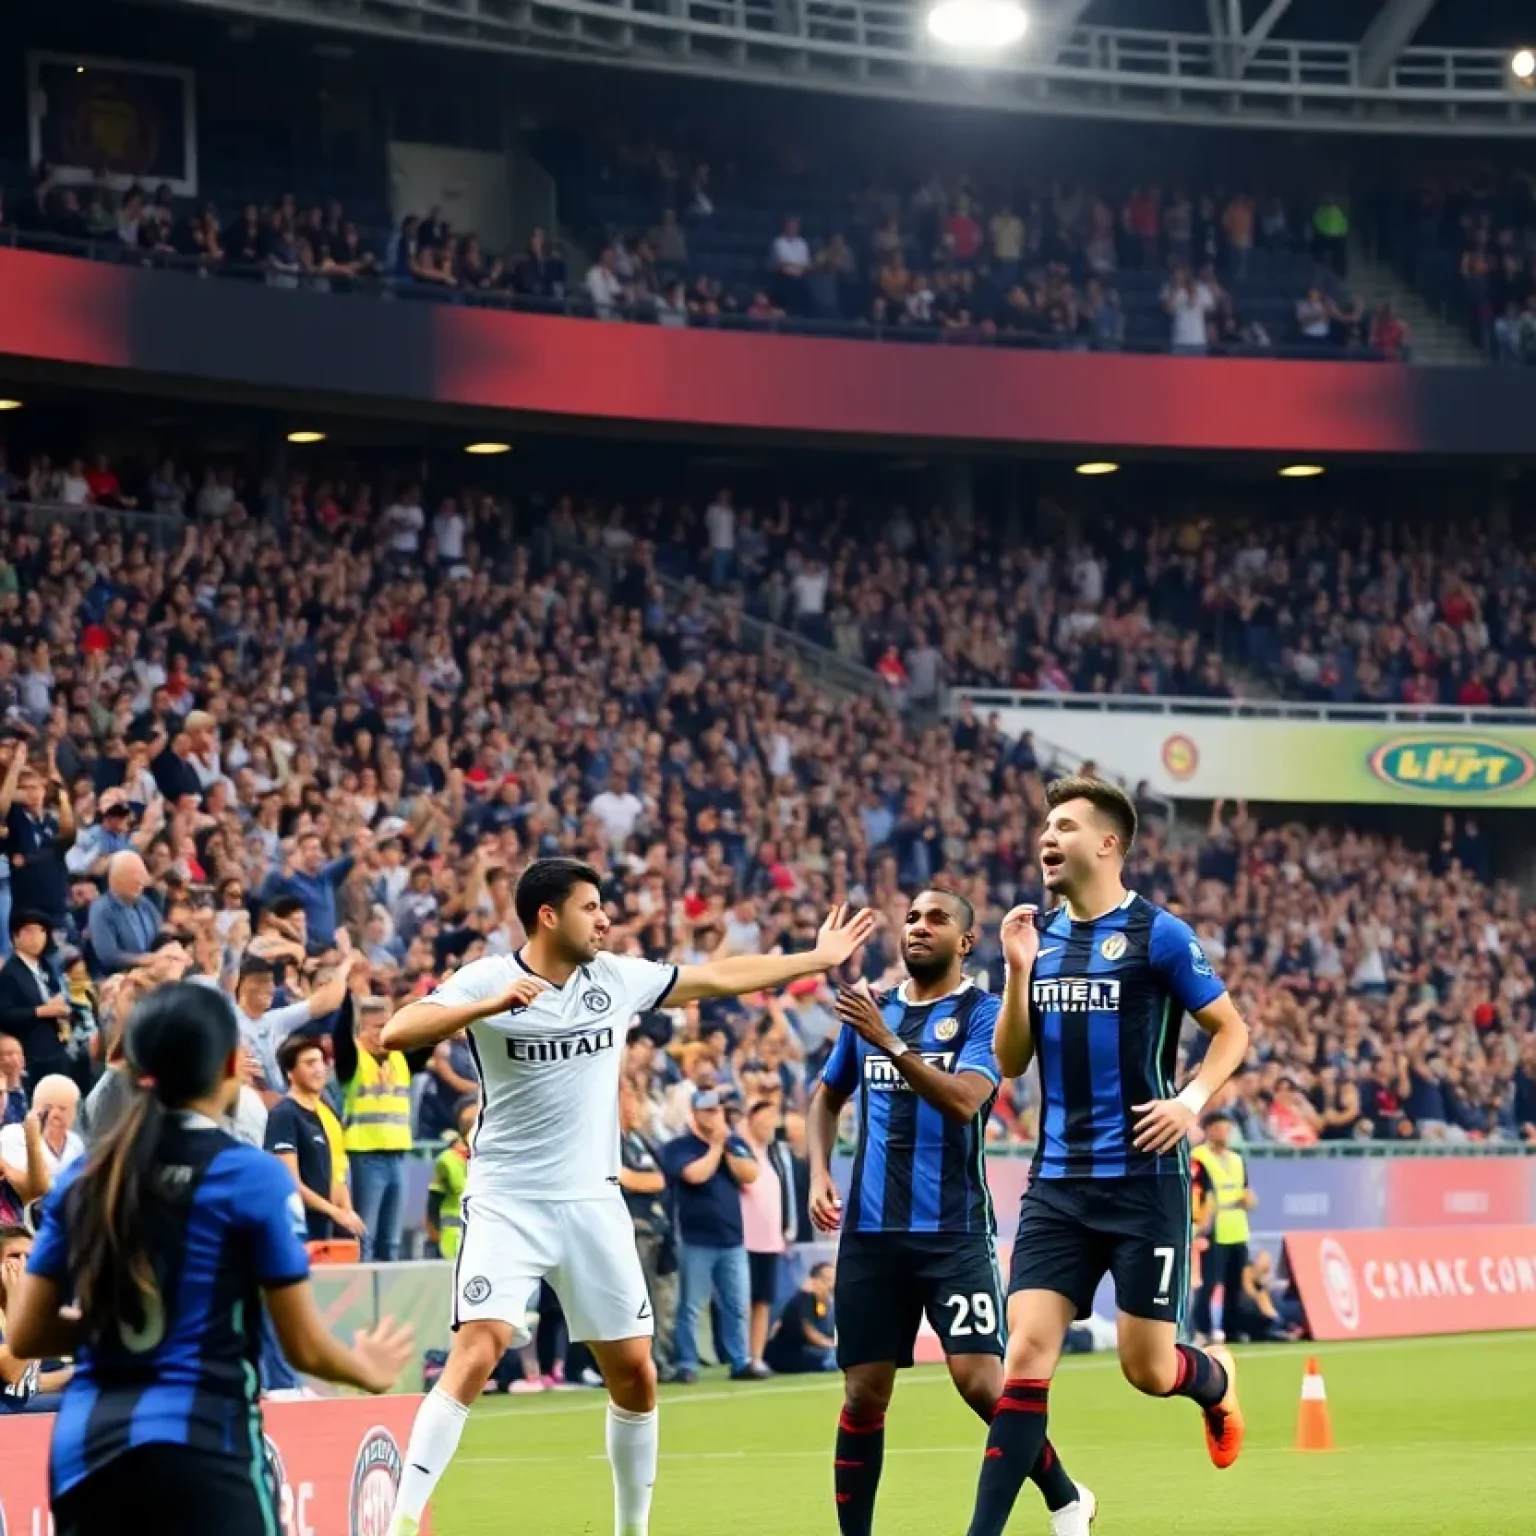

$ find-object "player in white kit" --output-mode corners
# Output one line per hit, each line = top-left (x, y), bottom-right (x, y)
(383, 857), (876, 1536)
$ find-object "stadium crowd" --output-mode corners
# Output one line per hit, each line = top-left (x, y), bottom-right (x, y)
(0, 449), (1533, 1394)
(1, 159), (1404, 356)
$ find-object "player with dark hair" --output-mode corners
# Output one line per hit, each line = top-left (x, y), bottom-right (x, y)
(809, 888), (1093, 1536)
(5, 981), (411, 1536)
(382, 856), (876, 1536)
(961, 778), (1252, 1536)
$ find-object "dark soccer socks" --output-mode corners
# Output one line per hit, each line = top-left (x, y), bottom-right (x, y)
(833, 1405), (886, 1536)
(965, 1378), (1051, 1536)
(1031, 1438), (1078, 1513)
(1166, 1343), (1230, 1410)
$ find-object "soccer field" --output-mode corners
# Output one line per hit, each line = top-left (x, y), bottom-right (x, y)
(433, 1332), (1536, 1535)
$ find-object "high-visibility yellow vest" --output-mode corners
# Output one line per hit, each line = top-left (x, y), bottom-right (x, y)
(1192, 1145), (1250, 1245)
(343, 1050), (413, 1153)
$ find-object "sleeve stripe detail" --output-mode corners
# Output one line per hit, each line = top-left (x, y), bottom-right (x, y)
(651, 965), (680, 1009)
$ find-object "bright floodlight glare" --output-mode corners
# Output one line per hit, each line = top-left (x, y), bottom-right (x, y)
(1512, 48), (1536, 81)
(927, 0), (1029, 51)
(1279, 463), (1325, 479)
(1075, 461), (1120, 476)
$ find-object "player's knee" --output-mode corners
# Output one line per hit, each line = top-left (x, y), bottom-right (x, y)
(606, 1351), (657, 1413)
(1120, 1349), (1175, 1397)
(452, 1322), (511, 1386)
(842, 1375), (893, 1423)
(1003, 1330), (1059, 1380)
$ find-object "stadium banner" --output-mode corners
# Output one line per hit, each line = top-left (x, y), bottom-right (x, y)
(966, 705), (1536, 806)
(1285, 1226), (1536, 1341)
(0, 1394), (427, 1536)
(6, 248), (1536, 455)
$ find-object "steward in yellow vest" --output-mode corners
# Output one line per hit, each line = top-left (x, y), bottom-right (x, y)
(1190, 1111), (1255, 1343)
(339, 994), (413, 1261)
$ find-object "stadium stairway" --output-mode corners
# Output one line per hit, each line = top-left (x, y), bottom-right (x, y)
(1346, 235), (1483, 366)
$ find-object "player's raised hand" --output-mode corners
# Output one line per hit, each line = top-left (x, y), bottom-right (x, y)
(351, 1315), (416, 1394)
(835, 982), (898, 1052)
(1131, 1096), (1198, 1155)
(1000, 904), (1042, 974)
(813, 904), (878, 969)
(488, 975), (547, 1016)
(809, 1170), (844, 1233)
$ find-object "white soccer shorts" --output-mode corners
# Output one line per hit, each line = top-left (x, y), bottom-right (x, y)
(451, 1190), (654, 1346)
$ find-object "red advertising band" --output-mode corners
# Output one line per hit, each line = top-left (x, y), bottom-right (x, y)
(1285, 1226), (1536, 1342)
(1, 248), (1535, 455)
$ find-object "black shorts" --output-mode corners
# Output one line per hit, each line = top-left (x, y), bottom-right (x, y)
(836, 1231), (1005, 1370)
(1009, 1175), (1191, 1325)
(54, 1443), (276, 1536)
(749, 1251), (783, 1307)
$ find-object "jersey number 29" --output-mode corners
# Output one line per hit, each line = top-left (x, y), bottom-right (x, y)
(944, 1291), (997, 1338)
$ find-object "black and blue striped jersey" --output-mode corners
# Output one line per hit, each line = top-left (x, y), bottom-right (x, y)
(821, 981), (1001, 1235)
(1031, 893), (1225, 1180)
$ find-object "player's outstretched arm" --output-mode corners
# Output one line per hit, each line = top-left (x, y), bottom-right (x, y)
(380, 968), (547, 1051)
(666, 904), (877, 1005)
(994, 904), (1041, 1078)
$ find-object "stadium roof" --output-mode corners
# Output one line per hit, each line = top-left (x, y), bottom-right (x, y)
(166, 0), (1536, 134)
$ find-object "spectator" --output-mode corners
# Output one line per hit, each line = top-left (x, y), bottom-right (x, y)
(0, 1109), (45, 1226)
(0, 1036), (23, 1127)
(232, 951), (352, 1104)
(586, 245), (626, 318)
(418, 1026), (479, 1142)
(426, 1097), (478, 1260)
(1369, 299), (1410, 359)
(660, 1088), (763, 1382)
(1, 744), (75, 934)
(762, 1260), (837, 1374)
(740, 1097), (796, 1374)
(86, 851), (162, 974)
(0, 910), (71, 1089)
(0, 1223), (73, 1413)
(0, 1073), (82, 1210)
(1223, 192), (1255, 279)
(770, 215), (811, 313)
(264, 1034), (365, 1243)
(267, 830), (359, 950)
(649, 207), (689, 273)
(1312, 194), (1349, 275)
(619, 1080), (677, 1378)
(1163, 263), (1214, 354)
(340, 993), (412, 1262)
(1296, 285), (1331, 345)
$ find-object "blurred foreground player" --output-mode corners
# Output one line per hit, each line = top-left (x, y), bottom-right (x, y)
(5, 982), (412, 1536)
(381, 857), (875, 1536)
(809, 889), (1092, 1536)
(963, 779), (1251, 1536)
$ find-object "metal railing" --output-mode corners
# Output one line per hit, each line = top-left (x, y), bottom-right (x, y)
(952, 689), (1536, 729)
(973, 1139), (1536, 1161)
(554, 534), (886, 699)
(173, 0), (1536, 135)
(3, 499), (186, 551)
(0, 228), (1395, 364)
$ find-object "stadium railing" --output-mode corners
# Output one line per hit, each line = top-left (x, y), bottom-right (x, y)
(5, 499), (186, 550)
(0, 226), (1391, 362)
(555, 532), (886, 702)
(951, 688), (1536, 729)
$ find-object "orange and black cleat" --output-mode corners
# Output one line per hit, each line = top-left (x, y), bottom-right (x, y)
(1202, 1344), (1245, 1469)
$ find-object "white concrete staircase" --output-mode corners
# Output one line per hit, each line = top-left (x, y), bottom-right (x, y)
(1347, 237), (1485, 366)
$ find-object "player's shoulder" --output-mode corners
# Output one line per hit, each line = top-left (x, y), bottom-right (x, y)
(432, 953), (521, 1000)
(1142, 898), (1198, 947)
(587, 949), (676, 997)
(959, 980), (1002, 1022)
(205, 1135), (294, 1209)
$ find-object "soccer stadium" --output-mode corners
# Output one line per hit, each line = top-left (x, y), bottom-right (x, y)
(1, 0), (1536, 1531)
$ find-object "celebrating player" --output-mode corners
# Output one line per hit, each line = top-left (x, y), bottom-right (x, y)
(808, 888), (1093, 1536)
(382, 857), (876, 1536)
(962, 778), (1251, 1536)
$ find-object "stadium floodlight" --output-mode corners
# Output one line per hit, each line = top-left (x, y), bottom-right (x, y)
(464, 441), (513, 455)
(1075, 461), (1119, 476)
(926, 0), (1029, 52)
(1513, 48), (1536, 82)
(286, 429), (326, 444)
(1278, 463), (1325, 478)
(0, 400), (22, 412)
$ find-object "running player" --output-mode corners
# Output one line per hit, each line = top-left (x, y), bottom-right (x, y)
(963, 778), (1251, 1536)
(382, 857), (876, 1536)
(808, 888), (1093, 1536)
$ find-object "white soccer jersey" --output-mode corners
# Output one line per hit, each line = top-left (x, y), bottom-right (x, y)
(423, 950), (677, 1202)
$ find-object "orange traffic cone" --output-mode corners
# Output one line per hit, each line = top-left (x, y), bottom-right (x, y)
(1294, 1357), (1334, 1452)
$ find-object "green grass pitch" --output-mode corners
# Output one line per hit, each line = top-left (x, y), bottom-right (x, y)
(434, 1332), (1536, 1534)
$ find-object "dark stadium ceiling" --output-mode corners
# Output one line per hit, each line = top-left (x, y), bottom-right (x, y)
(157, 0), (1536, 134)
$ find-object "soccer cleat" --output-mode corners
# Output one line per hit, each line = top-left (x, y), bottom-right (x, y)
(1202, 1344), (1244, 1469)
(1048, 1482), (1097, 1536)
